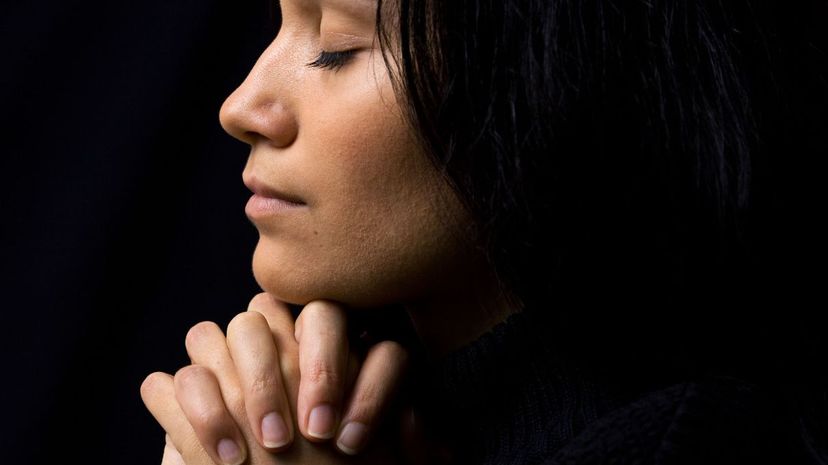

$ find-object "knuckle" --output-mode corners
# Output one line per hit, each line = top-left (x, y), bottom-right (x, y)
(247, 292), (272, 312)
(185, 321), (222, 349)
(227, 311), (267, 339)
(191, 403), (228, 427)
(354, 383), (381, 408)
(373, 340), (410, 366)
(301, 301), (326, 319)
(306, 358), (340, 386)
(302, 300), (344, 324)
(173, 365), (209, 388)
(346, 392), (381, 423)
(248, 373), (279, 395)
(374, 340), (407, 357)
(140, 372), (168, 400)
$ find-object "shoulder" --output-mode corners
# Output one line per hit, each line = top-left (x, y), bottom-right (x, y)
(543, 375), (806, 465)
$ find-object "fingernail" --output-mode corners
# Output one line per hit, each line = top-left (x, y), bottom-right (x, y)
(217, 438), (243, 465)
(336, 422), (368, 455)
(262, 411), (290, 448)
(308, 404), (336, 439)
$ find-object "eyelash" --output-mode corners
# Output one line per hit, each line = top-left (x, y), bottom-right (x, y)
(306, 50), (357, 71)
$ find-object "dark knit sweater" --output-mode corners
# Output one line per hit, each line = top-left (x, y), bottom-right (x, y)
(419, 310), (816, 465)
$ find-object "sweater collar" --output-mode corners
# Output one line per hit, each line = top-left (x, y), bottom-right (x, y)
(418, 310), (628, 465)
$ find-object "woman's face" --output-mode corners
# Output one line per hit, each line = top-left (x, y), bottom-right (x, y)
(219, 0), (472, 308)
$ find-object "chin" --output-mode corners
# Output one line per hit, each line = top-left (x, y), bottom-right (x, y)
(251, 244), (316, 306)
(250, 240), (412, 310)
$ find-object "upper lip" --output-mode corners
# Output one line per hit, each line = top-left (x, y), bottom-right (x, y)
(243, 173), (306, 205)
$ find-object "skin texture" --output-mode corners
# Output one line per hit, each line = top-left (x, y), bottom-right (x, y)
(219, 0), (475, 310)
(143, 296), (416, 465)
(143, 0), (519, 462)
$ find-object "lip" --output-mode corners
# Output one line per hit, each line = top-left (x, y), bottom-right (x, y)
(243, 173), (306, 218)
(243, 174), (306, 204)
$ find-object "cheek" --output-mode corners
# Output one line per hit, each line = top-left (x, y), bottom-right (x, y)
(252, 199), (468, 308)
(266, 157), (466, 306)
(254, 136), (469, 308)
(251, 57), (474, 307)
(308, 61), (434, 215)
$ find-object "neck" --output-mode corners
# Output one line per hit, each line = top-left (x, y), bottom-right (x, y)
(403, 267), (521, 358)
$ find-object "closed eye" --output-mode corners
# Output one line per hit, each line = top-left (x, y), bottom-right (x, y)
(306, 50), (357, 72)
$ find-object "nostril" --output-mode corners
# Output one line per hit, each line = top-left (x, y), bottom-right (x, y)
(242, 131), (264, 145)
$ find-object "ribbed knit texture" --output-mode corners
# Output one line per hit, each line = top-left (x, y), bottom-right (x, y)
(419, 310), (814, 465)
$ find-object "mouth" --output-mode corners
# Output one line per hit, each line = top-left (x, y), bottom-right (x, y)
(242, 173), (306, 205)
(243, 173), (307, 219)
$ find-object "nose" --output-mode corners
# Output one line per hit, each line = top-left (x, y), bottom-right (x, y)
(219, 49), (299, 148)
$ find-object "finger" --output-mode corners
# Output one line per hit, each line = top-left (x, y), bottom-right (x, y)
(140, 372), (216, 465)
(174, 365), (247, 465)
(295, 300), (349, 442)
(246, 293), (301, 403)
(184, 321), (243, 413)
(247, 292), (298, 353)
(335, 340), (409, 455)
(161, 435), (186, 465)
(226, 311), (294, 451)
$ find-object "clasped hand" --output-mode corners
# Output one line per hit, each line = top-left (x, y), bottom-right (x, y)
(141, 293), (431, 464)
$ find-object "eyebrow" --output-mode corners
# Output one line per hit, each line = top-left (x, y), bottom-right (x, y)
(295, 0), (375, 8)
(281, 0), (377, 22)
(328, 0), (377, 26)
(329, 0), (376, 13)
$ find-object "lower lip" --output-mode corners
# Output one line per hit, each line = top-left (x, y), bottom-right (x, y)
(245, 194), (306, 218)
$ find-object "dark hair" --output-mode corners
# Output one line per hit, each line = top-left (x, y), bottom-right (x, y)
(376, 0), (827, 462)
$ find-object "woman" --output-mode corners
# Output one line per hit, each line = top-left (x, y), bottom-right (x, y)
(142, 0), (828, 463)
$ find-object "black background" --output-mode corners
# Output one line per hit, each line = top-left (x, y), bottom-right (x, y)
(2, 2), (827, 464)
(1, 1), (277, 463)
